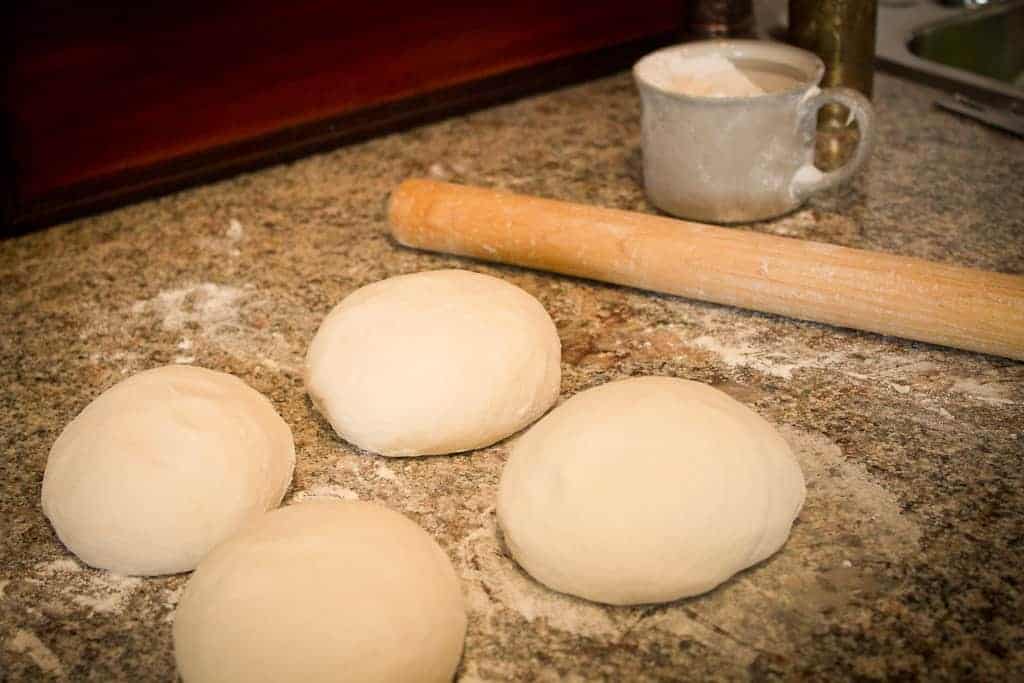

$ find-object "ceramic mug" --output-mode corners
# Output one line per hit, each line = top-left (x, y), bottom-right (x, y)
(634, 40), (875, 223)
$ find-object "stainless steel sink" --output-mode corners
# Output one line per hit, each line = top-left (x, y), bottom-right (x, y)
(756, 0), (1024, 106)
(908, 2), (1024, 87)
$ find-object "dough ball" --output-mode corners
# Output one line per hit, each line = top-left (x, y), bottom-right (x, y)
(173, 500), (467, 683)
(305, 269), (561, 457)
(41, 365), (295, 576)
(497, 376), (805, 605)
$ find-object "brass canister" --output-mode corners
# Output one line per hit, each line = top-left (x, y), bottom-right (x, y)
(789, 0), (877, 165)
(789, 0), (877, 99)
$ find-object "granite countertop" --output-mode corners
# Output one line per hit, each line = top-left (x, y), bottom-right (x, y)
(2, 69), (1023, 681)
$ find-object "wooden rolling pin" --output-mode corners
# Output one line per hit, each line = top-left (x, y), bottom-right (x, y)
(389, 178), (1024, 361)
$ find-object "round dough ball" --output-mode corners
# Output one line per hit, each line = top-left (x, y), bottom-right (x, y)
(42, 365), (295, 576)
(173, 500), (467, 683)
(305, 269), (561, 457)
(497, 376), (805, 605)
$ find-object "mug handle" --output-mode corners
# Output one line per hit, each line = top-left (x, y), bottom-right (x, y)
(790, 87), (876, 202)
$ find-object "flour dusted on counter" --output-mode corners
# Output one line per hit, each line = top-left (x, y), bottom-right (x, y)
(226, 219), (244, 241)
(32, 558), (142, 615)
(133, 282), (246, 333)
(666, 55), (765, 98)
(5, 630), (66, 678)
(127, 282), (304, 376)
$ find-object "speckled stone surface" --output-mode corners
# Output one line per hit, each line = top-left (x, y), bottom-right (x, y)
(2, 70), (1023, 682)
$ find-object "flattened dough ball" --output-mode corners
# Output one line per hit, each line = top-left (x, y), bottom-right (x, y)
(305, 269), (561, 457)
(41, 365), (295, 576)
(173, 500), (467, 683)
(497, 376), (805, 605)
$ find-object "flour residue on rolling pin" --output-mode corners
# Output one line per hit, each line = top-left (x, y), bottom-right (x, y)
(387, 179), (1024, 360)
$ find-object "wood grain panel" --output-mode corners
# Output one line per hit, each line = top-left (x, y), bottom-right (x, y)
(5, 1), (680, 232)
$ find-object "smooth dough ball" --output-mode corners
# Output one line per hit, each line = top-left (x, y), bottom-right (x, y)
(305, 269), (561, 457)
(41, 365), (295, 576)
(497, 376), (806, 605)
(173, 500), (467, 683)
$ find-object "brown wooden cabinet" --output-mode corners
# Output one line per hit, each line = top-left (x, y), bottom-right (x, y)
(5, 2), (680, 232)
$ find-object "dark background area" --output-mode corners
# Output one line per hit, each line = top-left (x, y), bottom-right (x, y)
(4, 1), (680, 233)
